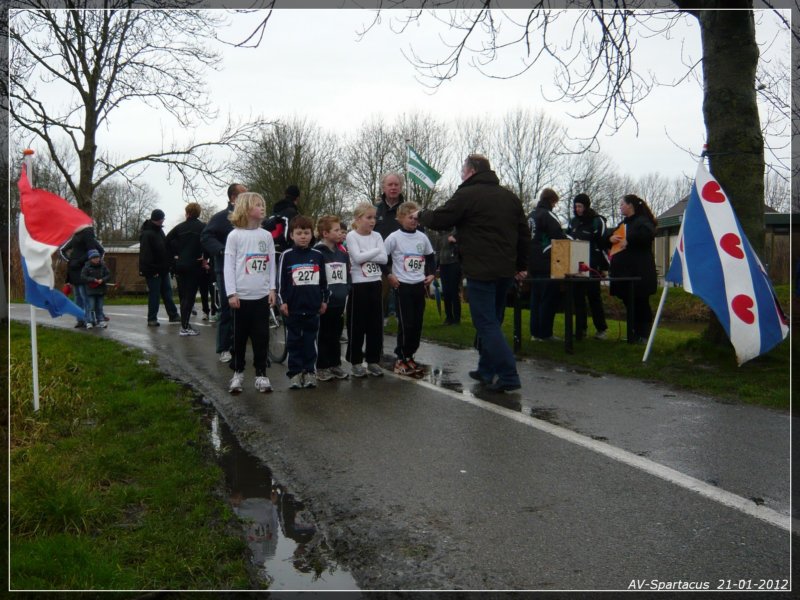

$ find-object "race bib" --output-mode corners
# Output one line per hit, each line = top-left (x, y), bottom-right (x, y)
(291, 264), (320, 286)
(403, 254), (425, 273)
(325, 262), (346, 283)
(360, 261), (382, 278)
(245, 253), (269, 275)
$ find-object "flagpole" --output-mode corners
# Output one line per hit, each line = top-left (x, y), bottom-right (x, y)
(404, 138), (410, 203)
(23, 149), (41, 411)
(642, 285), (669, 362)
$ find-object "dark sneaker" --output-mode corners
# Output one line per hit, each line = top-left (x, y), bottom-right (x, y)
(168, 315), (180, 323)
(74, 321), (86, 328)
(468, 370), (493, 385)
(487, 381), (521, 393)
(147, 320), (160, 327)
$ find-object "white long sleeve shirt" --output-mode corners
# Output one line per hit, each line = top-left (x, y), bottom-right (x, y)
(384, 228), (434, 284)
(223, 227), (276, 300)
(346, 230), (387, 284)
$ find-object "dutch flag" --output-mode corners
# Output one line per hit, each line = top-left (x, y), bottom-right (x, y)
(665, 160), (789, 365)
(18, 165), (93, 319)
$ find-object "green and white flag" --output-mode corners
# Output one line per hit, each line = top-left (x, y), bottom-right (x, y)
(406, 145), (441, 191)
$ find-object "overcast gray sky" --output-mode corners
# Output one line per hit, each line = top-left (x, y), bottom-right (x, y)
(20, 8), (792, 229)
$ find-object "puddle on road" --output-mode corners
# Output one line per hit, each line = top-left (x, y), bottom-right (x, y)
(199, 401), (359, 591)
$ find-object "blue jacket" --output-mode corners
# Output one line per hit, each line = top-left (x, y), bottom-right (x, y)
(277, 246), (329, 315)
(313, 241), (350, 309)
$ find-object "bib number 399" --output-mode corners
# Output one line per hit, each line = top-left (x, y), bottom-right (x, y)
(361, 261), (381, 277)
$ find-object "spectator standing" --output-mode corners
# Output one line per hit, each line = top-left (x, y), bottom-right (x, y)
(416, 154), (530, 393)
(605, 194), (658, 343)
(430, 227), (462, 325)
(264, 184), (301, 254)
(139, 208), (179, 327)
(60, 225), (105, 328)
(528, 188), (565, 342)
(374, 172), (405, 321)
(201, 183), (247, 362)
(166, 202), (207, 336)
(79, 249), (110, 329)
(566, 193), (609, 340)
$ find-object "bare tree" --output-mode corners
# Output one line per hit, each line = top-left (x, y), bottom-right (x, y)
(237, 117), (350, 219)
(392, 112), (451, 208)
(8, 3), (268, 216)
(92, 181), (157, 242)
(345, 115), (398, 203)
(453, 115), (495, 166)
(763, 169), (790, 213)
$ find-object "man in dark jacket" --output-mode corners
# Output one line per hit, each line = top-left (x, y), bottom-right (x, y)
(166, 202), (206, 336)
(416, 154), (530, 393)
(139, 208), (179, 326)
(264, 184), (301, 254)
(374, 173), (404, 320)
(60, 225), (105, 327)
(201, 183), (246, 361)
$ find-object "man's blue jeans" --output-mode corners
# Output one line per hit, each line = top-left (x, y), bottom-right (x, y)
(145, 272), (178, 322)
(74, 284), (88, 323)
(466, 277), (520, 387)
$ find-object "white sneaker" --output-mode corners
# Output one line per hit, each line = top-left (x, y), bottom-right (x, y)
(316, 368), (333, 382)
(594, 330), (608, 340)
(229, 371), (244, 394)
(219, 350), (232, 363)
(303, 372), (317, 388)
(289, 373), (303, 389)
(97, 321), (108, 329)
(329, 366), (349, 379)
(366, 363), (383, 377)
(254, 376), (272, 393)
(179, 327), (199, 337)
(351, 364), (367, 378)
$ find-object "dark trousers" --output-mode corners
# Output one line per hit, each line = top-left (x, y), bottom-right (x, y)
(198, 269), (216, 315)
(622, 293), (653, 341)
(145, 272), (179, 322)
(176, 268), (201, 329)
(286, 312), (320, 377)
(529, 275), (561, 339)
(346, 280), (383, 365)
(394, 282), (426, 360)
(573, 278), (607, 336)
(230, 297), (269, 375)
(215, 267), (233, 354)
(317, 306), (345, 369)
(440, 262), (462, 324)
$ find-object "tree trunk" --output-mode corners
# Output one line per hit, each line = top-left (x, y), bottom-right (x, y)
(691, 3), (765, 343)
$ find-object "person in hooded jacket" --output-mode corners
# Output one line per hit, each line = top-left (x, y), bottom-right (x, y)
(139, 208), (179, 326)
(263, 184), (301, 254)
(528, 188), (565, 341)
(166, 202), (207, 336)
(566, 193), (609, 340)
(60, 225), (105, 327)
(604, 194), (658, 343)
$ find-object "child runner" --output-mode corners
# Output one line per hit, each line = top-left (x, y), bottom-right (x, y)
(383, 201), (435, 376)
(314, 215), (351, 381)
(80, 249), (111, 329)
(345, 203), (388, 378)
(277, 215), (328, 389)
(223, 192), (277, 394)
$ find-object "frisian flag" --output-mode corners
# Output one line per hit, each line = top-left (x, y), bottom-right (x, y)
(665, 159), (788, 365)
(18, 164), (92, 318)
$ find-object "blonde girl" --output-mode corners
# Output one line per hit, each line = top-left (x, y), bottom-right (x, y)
(345, 203), (388, 377)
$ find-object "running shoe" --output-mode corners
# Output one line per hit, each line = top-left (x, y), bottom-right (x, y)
(329, 366), (349, 379)
(302, 372), (317, 388)
(351, 364), (367, 378)
(254, 376), (272, 393)
(218, 350), (232, 363)
(229, 371), (244, 394)
(366, 363), (383, 377)
(316, 368), (333, 382)
(289, 373), (303, 389)
(179, 327), (199, 337)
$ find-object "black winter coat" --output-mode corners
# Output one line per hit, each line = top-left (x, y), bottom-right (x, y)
(60, 227), (104, 285)
(418, 170), (530, 281)
(200, 203), (234, 270)
(263, 197), (300, 253)
(567, 210), (608, 271)
(605, 213), (657, 299)
(139, 220), (172, 277)
(166, 216), (207, 275)
(528, 200), (565, 274)
(80, 260), (111, 295)
(374, 194), (405, 240)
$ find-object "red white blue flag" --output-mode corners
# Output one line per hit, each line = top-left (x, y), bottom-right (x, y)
(665, 160), (788, 365)
(18, 165), (93, 319)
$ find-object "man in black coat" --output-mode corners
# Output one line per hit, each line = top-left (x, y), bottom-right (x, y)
(60, 225), (105, 327)
(139, 208), (179, 326)
(166, 202), (207, 336)
(416, 154), (530, 393)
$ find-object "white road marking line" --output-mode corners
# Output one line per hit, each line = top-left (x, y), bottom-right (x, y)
(392, 372), (796, 534)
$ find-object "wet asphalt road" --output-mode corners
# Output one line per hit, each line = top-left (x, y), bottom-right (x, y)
(10, 305), (794, 591)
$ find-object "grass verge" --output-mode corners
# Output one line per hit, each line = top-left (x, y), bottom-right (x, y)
(9, 321), (255, 591)
(391, 285), (791, 410)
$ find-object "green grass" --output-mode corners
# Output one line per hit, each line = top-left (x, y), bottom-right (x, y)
(9, 322), (255, 591)
(391, 285), (791, 410)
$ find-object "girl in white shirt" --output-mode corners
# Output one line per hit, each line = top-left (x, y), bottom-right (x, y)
(344, 203), (388, 377)
(223, 192), (277, 394)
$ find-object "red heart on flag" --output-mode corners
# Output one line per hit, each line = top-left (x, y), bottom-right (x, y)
(701, 181), (726, 203)
(731, 294), (755, 325)
(719, 233), (744, 259)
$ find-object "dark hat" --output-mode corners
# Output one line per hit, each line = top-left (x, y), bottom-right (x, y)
(87, 249), (101, 259)
(573, 193), (591, 208)
(151, 209), (166, 221)
(285, 185), (301, 199)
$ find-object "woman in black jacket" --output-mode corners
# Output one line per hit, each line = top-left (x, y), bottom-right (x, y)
(528, 188), (565, 341)
(606, 194), (658, 343)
